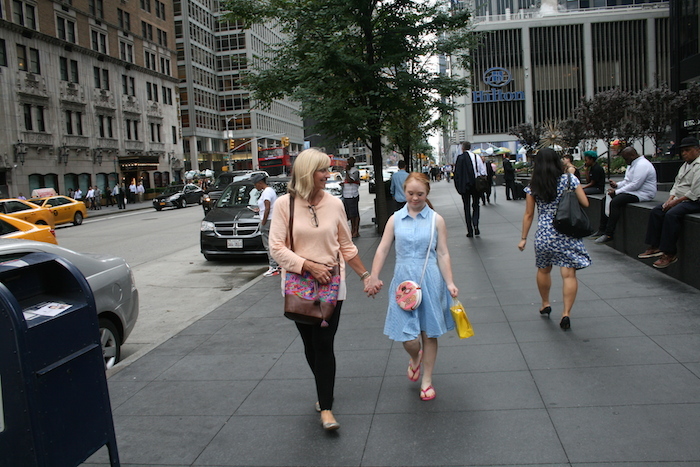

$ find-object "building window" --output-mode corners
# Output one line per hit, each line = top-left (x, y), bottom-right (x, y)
(120, 41), (134, 63)
(107, 117), (113, 138)
(162, 86), (173, 105)
(172, 126), (177, 144)
(0, 40), (6, 67)
(36, 106), (45, 132)
(65, 110), (82, 135)
(144, 51), (157, 71)
(117, 9), (130, 31)
(91, 30), (107, 53)
(23, 104), (32, 130)
(98, 115), (105, 137)
(17, 44), (26, 70)
(93, 67), (109, 90)
(65, 110), (73, 135)
(60, 57), (69, 81)
(89, 0), (103, 19)
(157, 29), (167, 47)
(155, 0), (165, 20)
(29, 47), (39, 74)
(140, 0), (151, 13)
(13, 1), (36, 29)
(70, 60), (79, 83)
(160, 57), (171, 75)
(57, 17), (76, 43)
(141, 21), (153, 41)
(61, 57), (79, 83)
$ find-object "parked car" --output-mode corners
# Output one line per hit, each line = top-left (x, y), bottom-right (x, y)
(324, 179), (343, 197)
(0, 198), (56, 228)
(0, 239), (139, 368)
(368, 168), (397, 194)
(0, 214), (57, 244)
(202, 170), (269, 214)
(153, 183), (204, 210)
(200, 177), (288, 260)
(27, 195), (88, 226)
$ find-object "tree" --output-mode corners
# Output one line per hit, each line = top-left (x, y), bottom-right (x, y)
(508, 122), (540, 157)
(223, 0), (478, 231)
(574, 88), (632, 178)
(631, 84), (682, 155)
(559, 115), (588, 154)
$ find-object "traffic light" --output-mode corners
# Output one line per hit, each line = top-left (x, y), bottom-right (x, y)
(281, 136), (290, 147)
(229, 139), (235, 151)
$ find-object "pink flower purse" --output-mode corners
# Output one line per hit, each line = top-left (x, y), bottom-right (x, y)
(395, 212), (435, 311)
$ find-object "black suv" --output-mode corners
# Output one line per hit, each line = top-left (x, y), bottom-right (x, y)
(200, 177), (288, 260)
(202, 171), (269, 214)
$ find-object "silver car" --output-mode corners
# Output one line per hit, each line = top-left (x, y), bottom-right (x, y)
(0, 239), (139, 369)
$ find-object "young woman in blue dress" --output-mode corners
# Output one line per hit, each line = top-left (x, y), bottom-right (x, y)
(365, 172), (459, 401)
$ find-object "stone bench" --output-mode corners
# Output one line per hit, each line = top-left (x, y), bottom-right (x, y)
(584, 191), (700, 290)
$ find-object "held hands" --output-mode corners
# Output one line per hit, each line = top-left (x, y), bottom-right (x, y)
(364, 275), (383, 297)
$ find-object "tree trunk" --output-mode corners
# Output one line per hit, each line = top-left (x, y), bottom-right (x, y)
(371, 133), (389, 234)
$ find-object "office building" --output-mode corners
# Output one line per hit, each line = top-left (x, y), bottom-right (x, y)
(0, 0), (181, 198)
(174, 0), (303, 174)
(447, 0), (670, 155)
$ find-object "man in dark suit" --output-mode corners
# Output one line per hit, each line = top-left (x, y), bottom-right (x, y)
(454, 141), (486, 237)
(502, 153), (516, 200)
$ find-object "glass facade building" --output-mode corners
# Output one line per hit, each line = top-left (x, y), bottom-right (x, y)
(448, 0), (671, 154)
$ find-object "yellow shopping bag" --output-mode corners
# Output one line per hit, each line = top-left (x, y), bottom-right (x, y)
(450, 299), (474, 339)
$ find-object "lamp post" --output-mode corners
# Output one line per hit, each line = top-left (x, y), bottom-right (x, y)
(14, 140), (27, 165)
(168, 150), (176, 183)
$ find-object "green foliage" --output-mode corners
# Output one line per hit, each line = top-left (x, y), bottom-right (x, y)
(222, 0), (479, 230)
(509, 122), (540, 154)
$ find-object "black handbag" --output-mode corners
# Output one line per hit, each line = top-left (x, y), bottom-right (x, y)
(475, 175), (490, 194)
(554, 174), (593, 238)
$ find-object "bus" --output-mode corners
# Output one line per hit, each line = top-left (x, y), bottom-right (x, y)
(258, 148), (292, 176)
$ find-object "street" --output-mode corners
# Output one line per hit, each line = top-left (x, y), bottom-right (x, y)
(55, 202), (269, 366)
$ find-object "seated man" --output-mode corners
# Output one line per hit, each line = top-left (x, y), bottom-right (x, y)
(593, 147), (657, 243)
(582, 151), (605, 195)
(638, 137), (700, 268)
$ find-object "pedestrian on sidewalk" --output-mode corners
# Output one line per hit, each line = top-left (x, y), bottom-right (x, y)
(341, 156), (361, 237)
(270, 148), (374, 432)
(517, 148), (591, 331)
(252, 173), (280, 277)
(366, 172), (459, 402)
(454, 141), (487, 237)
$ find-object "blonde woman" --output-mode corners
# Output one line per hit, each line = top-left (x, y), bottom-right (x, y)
(270, 148), (373, 431)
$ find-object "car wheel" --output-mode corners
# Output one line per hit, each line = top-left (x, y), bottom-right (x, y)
(154, 206), (162, 211)
(178, 198), (187, 209)
(99, 318), (121, 369)
(73, 211), (84, 225)
(203, 253), (215, 261)
(36, 220), (48, 225)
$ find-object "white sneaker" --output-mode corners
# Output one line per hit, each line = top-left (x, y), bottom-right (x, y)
(263, 267), (280, 277)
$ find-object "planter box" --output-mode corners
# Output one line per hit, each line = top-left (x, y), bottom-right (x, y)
(652, 160), (683, 183)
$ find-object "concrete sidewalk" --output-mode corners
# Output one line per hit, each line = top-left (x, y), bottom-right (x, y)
(86, 181), (700, 466)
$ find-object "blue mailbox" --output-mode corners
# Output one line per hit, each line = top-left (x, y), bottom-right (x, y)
(0, 252), (119, 466)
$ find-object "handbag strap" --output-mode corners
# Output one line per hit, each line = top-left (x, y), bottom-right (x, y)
(289, 195), (295, 252)
(419, 211), (436, 287)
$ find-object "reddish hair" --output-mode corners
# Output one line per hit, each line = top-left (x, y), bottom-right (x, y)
(403, 172), (434, 209)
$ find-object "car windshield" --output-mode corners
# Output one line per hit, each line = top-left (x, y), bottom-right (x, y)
(212, 174), (235, 189)
(217, 184), (256, 208)
(162, 185), (184, 195)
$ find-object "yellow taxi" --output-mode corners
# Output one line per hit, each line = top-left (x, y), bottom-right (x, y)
(0, 213), (58, 244)
(0, 199), (56, 228)
(27, 195), (88, 226)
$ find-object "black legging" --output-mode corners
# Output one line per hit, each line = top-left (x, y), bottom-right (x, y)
(295, 301), (343, 411)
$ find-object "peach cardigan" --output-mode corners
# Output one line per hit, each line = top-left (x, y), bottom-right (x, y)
(270, 192), (358, 300)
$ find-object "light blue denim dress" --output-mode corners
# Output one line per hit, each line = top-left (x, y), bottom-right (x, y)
(384, 206), (455, 342)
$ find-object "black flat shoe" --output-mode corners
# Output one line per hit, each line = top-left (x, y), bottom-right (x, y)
(474, 228), (480, 236)
(560, 316), (570, 330)
(539, 306), (552, 317)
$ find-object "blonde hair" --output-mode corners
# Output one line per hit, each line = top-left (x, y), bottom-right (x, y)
(288, 148), (330, 201)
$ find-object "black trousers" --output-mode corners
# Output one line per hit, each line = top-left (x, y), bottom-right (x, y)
(598, 193), (639, 237)
(295, 301), (343, 411)
(645, 200), (700, 255)
(504, 179), (515, 200)
(461, 189), (480, 234)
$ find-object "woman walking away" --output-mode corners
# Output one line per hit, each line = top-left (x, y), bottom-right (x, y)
(270, 148), (373, 431)
(518, 148), (591, 330)
(365, 172), (459, 401)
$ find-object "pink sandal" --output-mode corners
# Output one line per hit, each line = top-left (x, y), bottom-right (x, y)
(407, 350), (423, 382)
(420, 385), (436, 401)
